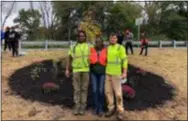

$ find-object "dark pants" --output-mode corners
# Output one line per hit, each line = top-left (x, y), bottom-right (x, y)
(91, 72), (105, 114)
(125, 42), (134, 55)
(4, 39), (11, 51)
(139, 44), (148, 56)
(11, 41), (19, 57)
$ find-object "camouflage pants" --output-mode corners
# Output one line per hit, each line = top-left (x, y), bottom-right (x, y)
(72, 72), (90, 109)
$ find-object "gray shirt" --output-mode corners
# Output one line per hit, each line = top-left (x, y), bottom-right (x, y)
(124, 32), (134, 43)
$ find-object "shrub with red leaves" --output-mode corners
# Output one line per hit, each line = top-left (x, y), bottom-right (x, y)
(136, 68), (147, 76)
(42, 82), (59, 93)
(122, 85), (136, 99)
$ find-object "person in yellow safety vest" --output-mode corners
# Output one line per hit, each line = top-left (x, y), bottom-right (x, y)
(105, 33), (128, 120)
(65, 30), (93, 115)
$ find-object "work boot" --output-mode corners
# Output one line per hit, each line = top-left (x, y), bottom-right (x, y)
(72, 105), (79, 115)
(98, 112), (104, 117)
(105, 109), (115, 117)
(116, 111), (126, 121)
(79, 105), (86, 115)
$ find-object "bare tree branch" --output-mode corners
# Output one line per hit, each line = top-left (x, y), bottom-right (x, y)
(1, 1), (16, 29)
(39, 2), (47, 27)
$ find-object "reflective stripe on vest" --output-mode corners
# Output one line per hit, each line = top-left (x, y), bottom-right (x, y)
(107, 45), (121, 65)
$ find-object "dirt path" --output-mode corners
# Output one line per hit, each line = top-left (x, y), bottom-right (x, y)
(2, 48), (187, 120)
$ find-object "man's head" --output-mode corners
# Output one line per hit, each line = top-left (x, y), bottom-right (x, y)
(109, 33), (118, 44)
(77, 30), (86, 43)
(95, 37), (104, 49)
(5, 27), (10, 31)
(125, 29), (130, 35)
(141, 31), (146, 39)
(118, 31), (122, 35)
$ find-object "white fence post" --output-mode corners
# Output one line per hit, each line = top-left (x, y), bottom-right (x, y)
(70, 40), (72, 46)
(45, 40), (48, 50)
(18, 40), (21, 54)
(173, 40), (176, 48)
(159, 40), (162, 48)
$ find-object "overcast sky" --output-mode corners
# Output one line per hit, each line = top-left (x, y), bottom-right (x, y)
(2, 1), (145, 28)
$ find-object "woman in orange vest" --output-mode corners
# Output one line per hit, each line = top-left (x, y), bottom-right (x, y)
(89, 37), (107, 117)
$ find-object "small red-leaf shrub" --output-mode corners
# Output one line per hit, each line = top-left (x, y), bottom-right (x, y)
(122, 85), (135, 99)
(42, 82), (59, 93)
(136, 68), (147, 76)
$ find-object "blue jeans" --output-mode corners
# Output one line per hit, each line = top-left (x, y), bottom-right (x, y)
(91, 72), (105, 114)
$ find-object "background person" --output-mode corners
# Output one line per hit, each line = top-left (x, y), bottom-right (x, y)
(124, 29), (134, 55)
(4, 27), (12, 51)
(117, 31), (124, 45)
(139, 31), (149, 56)
(9, 26), (20, 57)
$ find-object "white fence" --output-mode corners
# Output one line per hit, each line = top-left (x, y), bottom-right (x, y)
(19, 40), (187, 50)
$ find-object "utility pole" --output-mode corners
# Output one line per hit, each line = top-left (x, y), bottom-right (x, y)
(138, 24), (140, 41)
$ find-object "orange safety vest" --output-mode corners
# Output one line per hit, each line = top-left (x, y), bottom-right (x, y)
(89, 47), (107, 66)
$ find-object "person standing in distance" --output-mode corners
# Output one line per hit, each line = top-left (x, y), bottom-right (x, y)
(117, 31), (124, 45)
(124, 29), (134, 55)
(9, 26), (20, 57)
(139, 31), (149, 56)
(4, 27), (12, 51)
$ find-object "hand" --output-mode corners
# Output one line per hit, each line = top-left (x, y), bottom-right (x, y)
(65, 69), (70, 78)
(121, 72), (127, 79)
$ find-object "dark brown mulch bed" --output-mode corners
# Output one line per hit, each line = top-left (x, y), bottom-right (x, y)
(8, 59), (175, 111)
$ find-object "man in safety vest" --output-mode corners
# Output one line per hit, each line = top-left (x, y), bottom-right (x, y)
(105, 33), (128, 120)
(65, 30), (92, 115)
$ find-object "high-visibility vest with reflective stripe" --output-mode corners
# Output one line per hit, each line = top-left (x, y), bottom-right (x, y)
(106, 44), (127, 76)
(70, 43), (92, 72)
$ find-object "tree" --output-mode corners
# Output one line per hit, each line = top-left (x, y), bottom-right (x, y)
(38, 1), (60, 39)
(105, 2), (142, 36)
(143, 1), (188, 40)
(1, 1), (16, 29)
(159, 2), (188, 40)
(14, 9), (42, 40)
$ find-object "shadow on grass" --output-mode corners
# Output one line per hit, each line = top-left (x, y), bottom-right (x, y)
(8, 58), (175, 111)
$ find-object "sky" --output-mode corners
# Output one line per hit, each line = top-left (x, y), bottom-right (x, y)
(1, 1), (145, 28)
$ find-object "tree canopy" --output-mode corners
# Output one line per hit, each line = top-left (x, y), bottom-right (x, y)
(14, 1), (188, 41)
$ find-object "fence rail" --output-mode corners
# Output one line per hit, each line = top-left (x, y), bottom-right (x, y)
(18, 40), (187, 50)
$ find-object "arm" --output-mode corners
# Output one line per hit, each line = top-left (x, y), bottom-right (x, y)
(131, 33), (134, 40)
(66, 55), (72, 71)
(65, 47), (73, 77)
(120, 46), (128, 78)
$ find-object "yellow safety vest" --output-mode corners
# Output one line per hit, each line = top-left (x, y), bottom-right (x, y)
(69, 42), (92, 73)
(106, 44), (128, 76)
